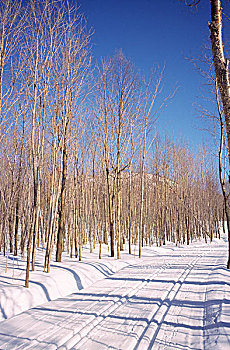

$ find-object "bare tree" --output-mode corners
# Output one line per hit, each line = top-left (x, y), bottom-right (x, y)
(0, 0), (23, 138)
(208, 0), (230, 267)
(94, 51), (140, 258)
(138, 69), (164, 258)
(54, 3), (91, 263)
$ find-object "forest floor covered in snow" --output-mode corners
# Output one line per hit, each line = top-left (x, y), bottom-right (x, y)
(0, 234), (230, 349)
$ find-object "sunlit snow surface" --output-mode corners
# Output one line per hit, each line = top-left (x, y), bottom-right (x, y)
(0, 234), (230, 349)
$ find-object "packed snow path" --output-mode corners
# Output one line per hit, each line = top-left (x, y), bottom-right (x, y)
(0, 238), (230, 349)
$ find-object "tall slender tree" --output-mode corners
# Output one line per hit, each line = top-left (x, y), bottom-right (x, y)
(208, 0), (230, 268)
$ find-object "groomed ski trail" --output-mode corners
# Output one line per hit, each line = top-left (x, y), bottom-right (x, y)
(0, 238), (230, 349)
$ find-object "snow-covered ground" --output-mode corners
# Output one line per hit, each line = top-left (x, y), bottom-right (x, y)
(0, 245), (131, 321)
(0, 234), (230, 349)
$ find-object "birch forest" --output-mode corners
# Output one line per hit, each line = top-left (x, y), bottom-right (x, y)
(0, 0), (224, 287)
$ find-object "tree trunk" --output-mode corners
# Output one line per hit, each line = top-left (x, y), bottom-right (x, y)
(128, 167), (132, 254)
(56, 141), (67, 262)
(106, 168), (115, 257)
(209, 1), (230, 268)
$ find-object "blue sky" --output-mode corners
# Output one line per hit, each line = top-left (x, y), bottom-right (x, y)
(79, 0), (214, 149)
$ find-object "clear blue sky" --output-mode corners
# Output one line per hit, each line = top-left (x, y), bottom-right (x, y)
(79, 0), (214, 149)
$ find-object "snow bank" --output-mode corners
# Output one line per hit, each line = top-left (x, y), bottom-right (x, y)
(0, 245), (132, 321)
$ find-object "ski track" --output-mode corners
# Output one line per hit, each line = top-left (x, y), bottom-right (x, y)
(0, 240), (230, 349)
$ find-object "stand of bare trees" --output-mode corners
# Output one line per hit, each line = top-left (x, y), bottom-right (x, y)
(0, 0), (224, 287)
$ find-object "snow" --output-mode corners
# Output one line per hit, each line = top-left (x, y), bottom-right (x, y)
(0, 246), (130, 321)
(0, 234), (230, 349)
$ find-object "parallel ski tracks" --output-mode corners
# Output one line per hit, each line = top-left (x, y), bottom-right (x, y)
(0, 251), (211, 350)
(66, 254), (203, 349)
(0, 258), (172, 349)
(59, 259), (173, 349)
(134, 254), (203, 350)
